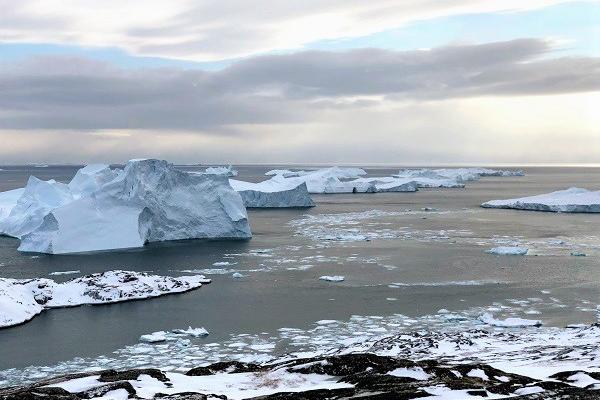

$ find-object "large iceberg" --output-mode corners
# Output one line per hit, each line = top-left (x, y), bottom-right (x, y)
(481, 187), (600, 213)
(0, 159), (251, 254)
(395, 168), (524, 188)
(0, 270), (210, 328)
(229, 178), (315, 208)
(265, 167), (375, 194)
(349, 177), (418, 193)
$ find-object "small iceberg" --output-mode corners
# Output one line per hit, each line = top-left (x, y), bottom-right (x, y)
(479, 312), (542, 327)
(486, 246), (528, 256)
(482, 188), (600, 213)
(229, 178), (315, 208)
(319, 275), (345, 282)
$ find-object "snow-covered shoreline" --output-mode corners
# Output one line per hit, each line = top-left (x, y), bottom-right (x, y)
(0, 271), (210, 328)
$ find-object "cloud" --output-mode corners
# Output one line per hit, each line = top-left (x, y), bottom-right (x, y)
(0, 39), (598, 130)
(0, 0), (570, 61)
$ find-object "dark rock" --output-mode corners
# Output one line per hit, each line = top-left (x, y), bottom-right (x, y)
(77, 381), (136, 399)
(186, 361), (265, 376)
(99, 368), (169, 383)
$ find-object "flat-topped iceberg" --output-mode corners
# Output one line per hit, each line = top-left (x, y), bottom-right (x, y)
(350, 177), (418, 193)
(229, 178), (315, 208)
(264, 167), (375, 194)
(481, 188), (600, 213)
(0, 270), (210, 328)
(0, 159), (251, 254)
(396, 168), (524, 187)
(202, 165), (238, 177)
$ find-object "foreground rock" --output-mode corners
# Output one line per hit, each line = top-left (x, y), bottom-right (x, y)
(229, 179), (315, 208)
(482, 187), (600, 213)
(0, 270), (210, 328)
(2, 353), (598, 399)
(0, 159), (251, 254)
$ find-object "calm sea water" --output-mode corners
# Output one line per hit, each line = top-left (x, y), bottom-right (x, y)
(0, 165), (599, 371)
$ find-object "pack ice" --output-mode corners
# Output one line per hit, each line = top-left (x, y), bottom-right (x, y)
(482, 188), (600, 213)
(0, 159), (251, 254)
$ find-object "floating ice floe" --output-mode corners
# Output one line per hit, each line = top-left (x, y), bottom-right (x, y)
(0, 159), (251, 254)
(486, 246), (529, 256)
(229, 178), (315, 208)
(48, 270), (80, 276)
(481, 187), (600, 213)
(319, 275), (345, 282)
(0, 270), (210, 328)
(141, 327), (209, 343)
(479, 312), (542, 327)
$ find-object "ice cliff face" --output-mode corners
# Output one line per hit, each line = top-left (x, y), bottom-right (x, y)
(0, 159), (251, 254)
(229, 179), (315, 208)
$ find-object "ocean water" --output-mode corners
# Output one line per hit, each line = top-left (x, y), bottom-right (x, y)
(0, 165), (599, 379)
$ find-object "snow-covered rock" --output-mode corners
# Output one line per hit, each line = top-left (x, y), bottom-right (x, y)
(486, 246), (529, 256)
(479, 313), (542, 327)
(482, 188), (600, 213)
(203, 165), (238, 177)
(0, 159), (252, 254)
(0, 270), (210, 328)
(229, 178), (315, 208)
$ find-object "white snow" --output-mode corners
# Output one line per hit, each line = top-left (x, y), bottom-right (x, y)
(319, 275), (345, 282)
(0, 270), (210, 328)
(479, 313), (542, 328)
(388, 367), (431, 380)
(229, 178), (315, 208)
(49, 370), (352, 400)
(0, 159), (251, 254)
(482, 187), (600, 213)
(486, 246), (528, 256)
(514, 386), (545, 395)
(466, 368), (489, 381)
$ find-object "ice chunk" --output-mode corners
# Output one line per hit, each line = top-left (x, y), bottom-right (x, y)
(482, 188), (600, 213)
(140, 331), (168, 343)
(229, 179), (315, 208)
(479, 312), (542, 327)
(486, 246), (528, 256)
(319, 275), (345, 282)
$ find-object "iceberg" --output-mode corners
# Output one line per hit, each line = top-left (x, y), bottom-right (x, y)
(0, 159), (251, 254)
(0, 270), (210, 328)
(350, 177), (418, 193)
(482, 188), (600, 213)
(395, 168), (524, 188)
(229, 178), (315, 208)
(264, 167), (374, 194)
(203, 165), (238, 177)
(479, 313), (541, 327)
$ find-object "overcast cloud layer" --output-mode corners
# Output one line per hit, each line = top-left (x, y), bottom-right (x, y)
(1, 39), (598, 131)
(1, 0), (569, 61)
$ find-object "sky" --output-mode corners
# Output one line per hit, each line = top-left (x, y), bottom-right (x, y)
(0, 0), (599, 165)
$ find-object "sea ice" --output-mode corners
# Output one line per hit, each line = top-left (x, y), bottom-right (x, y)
(486, 246), (528, 256)
(482, 187), (600, 213)
(479, 313), (542, 327)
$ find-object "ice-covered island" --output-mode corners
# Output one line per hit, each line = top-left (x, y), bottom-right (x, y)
(0, 159), (252, 254)
(482, 187), (600, 213)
